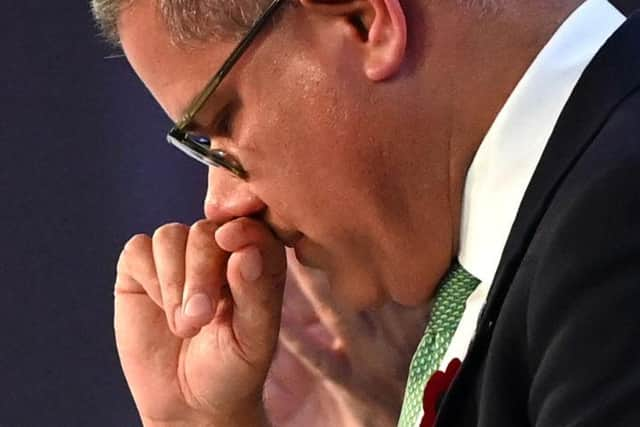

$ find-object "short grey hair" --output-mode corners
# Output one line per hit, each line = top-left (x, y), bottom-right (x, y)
(90, 0), (501, 46)
(91, 0), (277, 45)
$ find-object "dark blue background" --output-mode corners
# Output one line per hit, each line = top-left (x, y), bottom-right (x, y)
(1, 3), (205, 426)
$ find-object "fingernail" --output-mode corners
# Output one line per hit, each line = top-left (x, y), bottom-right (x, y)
(183, 293), (213, 318)
(240, 247), (263, 282)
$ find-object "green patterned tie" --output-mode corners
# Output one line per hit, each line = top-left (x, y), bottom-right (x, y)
(397, 261), (480, 427)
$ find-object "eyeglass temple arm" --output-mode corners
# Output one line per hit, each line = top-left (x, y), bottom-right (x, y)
(176, 0), (287, 130)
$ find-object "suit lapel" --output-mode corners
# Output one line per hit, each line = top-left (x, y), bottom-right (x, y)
(437, 10), (640, 425)
(480, 10), (640, 347)
(610, 0), (640, 16)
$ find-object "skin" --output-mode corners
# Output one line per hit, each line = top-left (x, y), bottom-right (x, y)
(114, 0), (582, 424)
(265, 250), (430, 426)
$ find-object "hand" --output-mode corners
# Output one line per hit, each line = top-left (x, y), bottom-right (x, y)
(264, 250), (430, 427)
(114, 218), (286, 426)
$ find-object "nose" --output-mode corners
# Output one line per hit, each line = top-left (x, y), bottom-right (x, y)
(204, 166), (267, 224)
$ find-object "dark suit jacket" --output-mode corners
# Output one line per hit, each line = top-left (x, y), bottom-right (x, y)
(435, 8), (640, 427)
(614, 0), (640, 15)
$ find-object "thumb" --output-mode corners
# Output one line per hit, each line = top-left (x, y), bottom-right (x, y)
(216, 218), (287, 365)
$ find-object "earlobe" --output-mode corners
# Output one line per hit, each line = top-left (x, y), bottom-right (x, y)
(364, 0), (407, 81)
(299, 0), (407, 81)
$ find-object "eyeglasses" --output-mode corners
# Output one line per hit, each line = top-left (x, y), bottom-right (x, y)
(166, 0), (287, 180)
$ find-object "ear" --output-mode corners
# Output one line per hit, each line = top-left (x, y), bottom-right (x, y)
(299, 0), (407, 81)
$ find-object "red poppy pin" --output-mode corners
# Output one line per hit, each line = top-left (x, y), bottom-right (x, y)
(420, 358), (462, 427)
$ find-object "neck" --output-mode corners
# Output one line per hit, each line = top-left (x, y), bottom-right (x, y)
(431, 0), (586, 253)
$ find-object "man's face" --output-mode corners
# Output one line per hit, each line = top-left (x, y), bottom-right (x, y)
(119, 0), (456, 308)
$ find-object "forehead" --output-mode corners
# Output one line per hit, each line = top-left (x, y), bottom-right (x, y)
(118, 0), (234, 121)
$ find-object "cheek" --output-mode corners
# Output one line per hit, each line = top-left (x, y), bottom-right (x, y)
(270, 111), (375, 227)
(246, 58), (376, 219)
(241, 50), (400, 299)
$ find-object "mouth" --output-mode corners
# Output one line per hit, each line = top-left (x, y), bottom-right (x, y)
(270, 225), (304, 248)
(269, 226), (316, 267)
(266, 221), (319, 268)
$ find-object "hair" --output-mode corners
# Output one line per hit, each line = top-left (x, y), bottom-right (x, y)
(91, 0), (502, 46)
(91, 0), (277, 45)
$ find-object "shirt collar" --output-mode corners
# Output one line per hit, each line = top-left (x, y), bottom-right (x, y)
(457, 0), (625, 285)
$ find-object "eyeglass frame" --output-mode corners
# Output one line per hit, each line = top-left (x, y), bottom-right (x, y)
(166, 0), (287, 180)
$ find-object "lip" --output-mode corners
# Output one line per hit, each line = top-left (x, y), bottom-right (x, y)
(270, 226), (303, 248)
(267, 223), (319, 268)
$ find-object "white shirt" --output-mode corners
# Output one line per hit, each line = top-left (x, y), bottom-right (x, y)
(441, 0), (626, 372)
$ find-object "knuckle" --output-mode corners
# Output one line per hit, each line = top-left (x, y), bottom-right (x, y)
(153, 222), (188, 241)
(113, 274), (133, 295)
(118, 234), (148, 273)
(121, 233), (150, 261)
(191, 219), (216, 235)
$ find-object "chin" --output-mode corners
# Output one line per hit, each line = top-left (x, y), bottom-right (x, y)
(327, 268), (390, 311)
(292, 241), (392, 309)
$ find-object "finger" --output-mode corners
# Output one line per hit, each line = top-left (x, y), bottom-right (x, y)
(281, 265), (317, 324)
(152, 223), (189, 334)
(286, 250), (358, 346)
(214, 217), (270, 253)
(217, 218), (287, 365)
(263, 338), (317, 426)
(114, 235), (183, 410)
(114, 273), (183, 414)
(278, 325), (349, 385)
(117, 233), (162, 307)
(178, 219), (228, 335)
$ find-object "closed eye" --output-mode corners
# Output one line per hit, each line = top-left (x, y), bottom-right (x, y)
(182, 103), (233, 139)
(211, 103), (235, 137)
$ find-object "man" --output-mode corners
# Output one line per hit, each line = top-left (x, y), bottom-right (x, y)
(93, 0), (640, 425)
